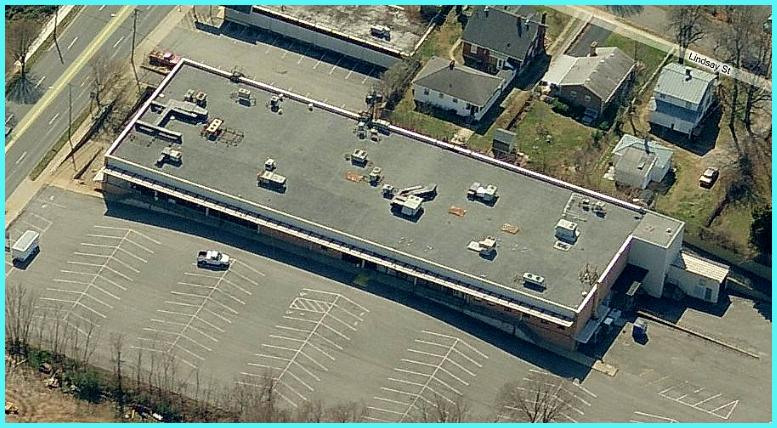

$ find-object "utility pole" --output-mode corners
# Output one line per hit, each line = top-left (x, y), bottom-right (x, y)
(68, 84), (77, 172)
(131, 8), (141, 94)
(54, 5), (63, 64)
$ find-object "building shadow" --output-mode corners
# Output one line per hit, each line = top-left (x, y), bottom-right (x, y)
(650, 107), (722, 156)
(102, 199), (594, 381)
(637, 290), (733, 324)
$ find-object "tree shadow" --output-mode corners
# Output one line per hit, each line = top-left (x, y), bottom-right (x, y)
(6, 72), (45, 104)
(605, 5), (644, 18)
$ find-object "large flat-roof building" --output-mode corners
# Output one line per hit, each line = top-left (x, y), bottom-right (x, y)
(102, 59), (726, 350)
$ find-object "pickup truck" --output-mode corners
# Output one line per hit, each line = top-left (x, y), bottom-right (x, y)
(196, 250), (231, 269)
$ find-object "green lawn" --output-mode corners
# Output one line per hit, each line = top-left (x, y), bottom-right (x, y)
(414, 10), (464, 62)
(603, 32), (670, 88)
(513, 101), (595, 174)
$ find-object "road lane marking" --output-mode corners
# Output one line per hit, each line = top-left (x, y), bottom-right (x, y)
(34, 76), (46, 88)
(67, 36), (79, 50)
(112, 35), (125, 48)
(15, 151), (27, 165)
(99, 5), (106, 11)
(48, 113), (60, 125)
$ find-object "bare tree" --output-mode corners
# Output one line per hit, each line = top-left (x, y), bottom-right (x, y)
(230, 371), (289, 422)
(7, 19), (37, 81)
(716, 7), (759, 128)
(741, 20), (772, 130)
(495, 373), (573, 423)
(294, 399), (324, 422)
(111, 334), (127, 417)
(325, 401), (368, 422)
(89, 54), (126, 111)
(667, 6), (707, 64)
(412, 393), (471, 422)
(5, 282), (38, 356)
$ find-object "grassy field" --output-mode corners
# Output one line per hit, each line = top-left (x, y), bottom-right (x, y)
(603, 32), (670, 90)
(514, 101), (595, 174)
(413, 10), (464, 62)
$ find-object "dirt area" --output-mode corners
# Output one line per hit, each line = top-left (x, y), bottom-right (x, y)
(6, 362), (117, 422)
(262, 5), (430, 55)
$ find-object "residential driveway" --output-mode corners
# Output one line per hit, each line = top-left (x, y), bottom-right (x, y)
(567, 18), (611, 57)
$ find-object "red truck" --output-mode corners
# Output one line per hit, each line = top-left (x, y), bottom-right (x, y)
(149, 50), (181, 69)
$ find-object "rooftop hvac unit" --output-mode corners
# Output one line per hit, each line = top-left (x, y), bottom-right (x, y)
(194, 91), (207, 107)
(238, 88), (251, 100)
(265, 158), (276, 171)
(467, 236), (497, 256)
(369, 167), (382, 183)
(467, 182), (498, 203)
(156, 147), (182, 167)
(523, 272), (546, 288)
(381, 184), (395, 198)
(184, 89), (195, 102)
(351, 149), (368, 165)
(258, 170), (287, 188)
(390, 194), (423, 217)
(555, 219), (579, 243)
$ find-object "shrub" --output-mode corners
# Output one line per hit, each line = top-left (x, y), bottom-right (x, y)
(551, 99), (569, 114)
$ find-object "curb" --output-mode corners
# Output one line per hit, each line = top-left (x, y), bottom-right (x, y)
(637, 311), (760, 359)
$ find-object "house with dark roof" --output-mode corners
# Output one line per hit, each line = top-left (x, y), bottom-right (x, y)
(542, 44), (636, 124)
(461, 6), (547, 78)
(648, 63), (718, 138)
(412, 56), (505, 122)
(612, 134), (674, 189)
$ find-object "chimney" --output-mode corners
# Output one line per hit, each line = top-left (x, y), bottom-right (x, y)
(517, 15), (523, 36)
(589, 41), (598, 57)
(685, 67), (692, 80)
(541, 12), (547, 24)
(448, 60), (455, 70)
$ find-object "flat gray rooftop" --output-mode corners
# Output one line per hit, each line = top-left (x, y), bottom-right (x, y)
(261, 5), (429, 55)
(111, 63), (651, 309)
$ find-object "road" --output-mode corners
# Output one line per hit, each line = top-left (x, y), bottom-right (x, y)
(5, 5), (172, 198)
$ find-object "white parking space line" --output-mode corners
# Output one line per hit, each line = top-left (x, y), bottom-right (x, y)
(242, 289), (367, 408)
(37, 225), (155, 337)
(329, 56), (343, 75)
(312, 52), (326, 70)
(136, 257), (261, 369)
(367, 330), (488, 422)
(631, 411), (679, 423)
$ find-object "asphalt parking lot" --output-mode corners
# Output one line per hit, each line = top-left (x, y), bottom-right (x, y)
(158, 19), (382, 112)
(6, 186), (771, 422)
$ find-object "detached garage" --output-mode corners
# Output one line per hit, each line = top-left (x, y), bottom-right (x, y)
(667, 251), (730, 303)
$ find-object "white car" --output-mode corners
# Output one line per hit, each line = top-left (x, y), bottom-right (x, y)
(197, 250), (231, 269)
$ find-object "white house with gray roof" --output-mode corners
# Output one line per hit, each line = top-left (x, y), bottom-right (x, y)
(612, 134), (674, 189)
(648, 63), (718, 137)
(412, 56), (505, 122)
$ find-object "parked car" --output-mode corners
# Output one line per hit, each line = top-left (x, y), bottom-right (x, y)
(699, 167), (720, 188)
(196, 250), (231, 269)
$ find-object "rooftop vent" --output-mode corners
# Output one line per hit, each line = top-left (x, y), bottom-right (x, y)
(369, 167), (382, 184)
(685, 67), (692, 80)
